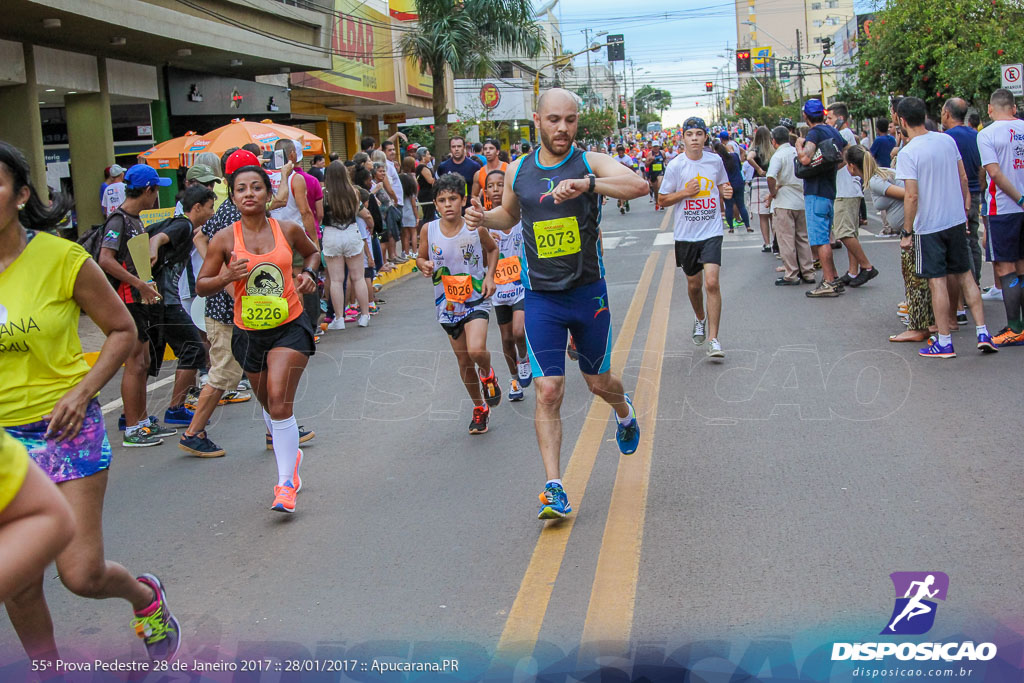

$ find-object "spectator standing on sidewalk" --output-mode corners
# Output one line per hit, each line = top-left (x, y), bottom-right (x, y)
(766, 126), (814, 285)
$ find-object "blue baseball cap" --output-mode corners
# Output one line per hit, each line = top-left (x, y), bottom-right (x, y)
(125, 164), (172, 189)
(683, 117), (708, 134)
(718, 131), (730, 140)
(802, 98), (825, 116)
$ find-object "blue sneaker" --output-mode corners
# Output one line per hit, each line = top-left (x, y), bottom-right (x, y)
(538, 483), (572, 520)
(517, 360), (533, 388)
(977, 333), (999, 354)
(508, 378), (524, 402)
(615, 394), (640, 455)
(919, 341), (955, 358)
(119, 414), (159, 431)
(163, 405), (194, 425)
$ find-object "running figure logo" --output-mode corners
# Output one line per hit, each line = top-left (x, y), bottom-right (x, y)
(539, 177), (559, 203)
(593, 295), (609, 318)
(881, 571), (949, 635)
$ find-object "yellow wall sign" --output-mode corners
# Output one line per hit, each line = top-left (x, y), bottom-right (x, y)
(140, 207), (176, 226)
(389, 0), (417, 21)
(406, 58), (433, 99)
(293, 0), (396, 103)
(752, 46), (773, 71)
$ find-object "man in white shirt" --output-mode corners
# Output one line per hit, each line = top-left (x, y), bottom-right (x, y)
(659, 117), (733, 359)
(894, 97), (997, 358)
(827, 102), (878, 287)
(766, 126), (813, 284)
(100, 164), (127, 218)
(977, 88), (1024, 346)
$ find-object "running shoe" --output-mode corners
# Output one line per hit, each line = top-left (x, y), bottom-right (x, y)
(345, 312), (360, 323)
(692, 317), (707, 345)
(509, 378), (524, 402)
(805, 280), (841, 298)
(143, 418), (177, 437)
(956, 311), (969, 326)
(358, 314), (370, 327)
(707, 338), (725, 358)
(198, 372), (209, 387)
(620, 206), (625, 215)
(993, 326), (1024, 346)
(183, 386), (201, 411)
(849, 267), (879, 288)
(131, 574), (181, 661)
(480, 369), (502, 407)
(178, 431), (225, 458)
(327, 318), (346, 330)
(980, 286), (1003, 301)
(118, 414), (159, 431)
(265, 427), (315, 450)
(538, 482), (572, 519)
(517, 359), (533, 387)
(237, 378), (251, 392)
(345, 306), (359, 317)
(293, 449), (303, 493)
(567, 336), (579, 361)
(625, 200), (630, 212)
(977, 333), (999, 354)
(163, 405), (194, 426)
(123, 427), (163, 448)
(837, 271), (856, 286)
(271, 481), (297, 513)
(469, 405), (489, 435)
(615, 394), (640, 455)
(369, 302), (380, 315)
(219, 390), (251, 405)
(919, 341), (955, 358)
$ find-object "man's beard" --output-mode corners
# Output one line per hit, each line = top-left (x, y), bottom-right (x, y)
(540, 128), (575, 154)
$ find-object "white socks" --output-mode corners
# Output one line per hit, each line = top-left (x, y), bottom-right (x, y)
(270, 416), (299, 486)
(616, 399), (636, 426)
(546, 478), (563, 488)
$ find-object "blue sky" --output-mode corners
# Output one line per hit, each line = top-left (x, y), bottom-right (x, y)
(555, 0), (874, 124)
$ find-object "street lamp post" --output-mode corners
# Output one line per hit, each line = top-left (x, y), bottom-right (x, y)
(580, 29), (608, 97)
(533, 43), (605, 112)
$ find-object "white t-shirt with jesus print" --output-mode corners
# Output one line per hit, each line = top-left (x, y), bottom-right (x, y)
(661, 151), (730, 242)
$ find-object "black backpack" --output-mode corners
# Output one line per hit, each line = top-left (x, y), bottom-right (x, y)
(79, 209), (132, 290)
(794, 134), (844, 179)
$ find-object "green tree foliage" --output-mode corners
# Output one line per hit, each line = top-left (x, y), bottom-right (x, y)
(400, 0), (544, 159)
(733, 78), (801, 126)
(634, 85), (673, 115)
(853, 0), (1024, 113)
(577, 108), (618, 140)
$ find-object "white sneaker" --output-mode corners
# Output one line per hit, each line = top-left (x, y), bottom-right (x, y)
(517, 360), (532, 382)
(327, 318), (346, 330)
(707, 338), (724, 358)
(357, 314), (370, 327)
(198, 372), (209, 387)
(981, 287), (1003, 301)
(692, 317), (707, 345)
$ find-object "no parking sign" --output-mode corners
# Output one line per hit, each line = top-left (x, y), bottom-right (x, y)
(1001, 63), (1023, 96)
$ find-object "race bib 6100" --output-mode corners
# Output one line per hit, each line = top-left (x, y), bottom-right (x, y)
(533, 217), (581, 259)
(494, 256), (522, 285)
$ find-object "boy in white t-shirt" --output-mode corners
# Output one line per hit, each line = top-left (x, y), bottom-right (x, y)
(659, 117), (733, 359)
(977, 88), (1024, 346)
(894, 97), (997, 358)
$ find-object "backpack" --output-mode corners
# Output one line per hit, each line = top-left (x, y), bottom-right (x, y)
(78, 208), (132, 290)
(794, 131), (844, 179)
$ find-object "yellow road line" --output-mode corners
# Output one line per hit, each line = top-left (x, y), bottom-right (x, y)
(493, 249), (661, 661)
(578, 250), (676, 660)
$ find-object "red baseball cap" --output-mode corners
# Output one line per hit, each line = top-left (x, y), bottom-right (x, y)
(224, 149), (261, 175)
(406, 143), (419, 152)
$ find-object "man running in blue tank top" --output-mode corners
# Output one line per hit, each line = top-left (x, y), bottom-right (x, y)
(465, 88), (649, 520)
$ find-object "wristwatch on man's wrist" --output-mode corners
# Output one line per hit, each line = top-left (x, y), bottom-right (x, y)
(585, 174), (596, 193)
(302, 267), (317, 280)
(899, 229), (914, 238)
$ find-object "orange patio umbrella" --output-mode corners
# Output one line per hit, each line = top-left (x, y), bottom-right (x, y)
(139, 119), (324, 170)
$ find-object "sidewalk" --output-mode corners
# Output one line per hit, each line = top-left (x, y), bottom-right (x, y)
(80, 259), (418, 364)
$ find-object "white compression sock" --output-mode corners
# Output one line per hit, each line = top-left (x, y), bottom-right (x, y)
(262, 408), (273, 434)
(270, 416), (299, 486)
(616, 398), (636, 425)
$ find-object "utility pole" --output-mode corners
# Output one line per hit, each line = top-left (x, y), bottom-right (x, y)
(795, 28), (804, 100)
(582, 28), (594, 92)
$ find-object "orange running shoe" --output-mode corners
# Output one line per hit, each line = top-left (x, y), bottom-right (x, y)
(271, 482), (297, 513)
(293, 449), (303, 493)
(993, 326), (1024, 346)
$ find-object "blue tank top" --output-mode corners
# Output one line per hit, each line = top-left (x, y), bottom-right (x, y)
(512, 147), (603, 291)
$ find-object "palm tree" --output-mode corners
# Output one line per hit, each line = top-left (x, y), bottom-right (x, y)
(400, 0), (544, 159)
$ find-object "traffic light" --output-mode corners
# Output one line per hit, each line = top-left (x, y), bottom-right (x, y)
(705, 81), (714, 92)
(822, 38), (832, 55)
(736, 50), (751, 73)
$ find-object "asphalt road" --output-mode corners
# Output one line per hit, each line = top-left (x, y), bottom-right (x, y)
(1, 195), (1021, 681)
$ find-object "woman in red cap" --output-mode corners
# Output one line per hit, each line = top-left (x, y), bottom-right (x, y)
(196, 150), (320, 514)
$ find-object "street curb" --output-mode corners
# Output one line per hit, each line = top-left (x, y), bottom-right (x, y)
(82, 261), (419, 367)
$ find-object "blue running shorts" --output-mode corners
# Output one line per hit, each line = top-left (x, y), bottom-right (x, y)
(524, 278), (613, 377)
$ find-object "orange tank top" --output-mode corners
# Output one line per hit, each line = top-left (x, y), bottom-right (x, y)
(231, 218), (304, 331)
(477, 162), (508, 210)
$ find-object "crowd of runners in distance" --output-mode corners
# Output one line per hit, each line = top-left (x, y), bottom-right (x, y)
(2, 82), (1024, 665)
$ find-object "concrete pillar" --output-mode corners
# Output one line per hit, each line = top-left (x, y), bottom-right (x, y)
(344, 121), (357, 160)
(65, 59), (113, 232)
(149, 96), (177, 210)
(0, 44), (47, 202)
(313, 121), (330, 156)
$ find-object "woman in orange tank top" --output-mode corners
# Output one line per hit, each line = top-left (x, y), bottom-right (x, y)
(196, 159), (319, 514)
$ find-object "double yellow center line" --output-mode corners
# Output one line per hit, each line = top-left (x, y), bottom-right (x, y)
(494, 209), (676, 663)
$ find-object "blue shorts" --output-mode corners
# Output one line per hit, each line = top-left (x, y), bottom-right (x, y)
(5, 398), (111, 484)
(984, 212), (1024, 262)
(805, 195), (835, 246)
(524, 278), (613, 377)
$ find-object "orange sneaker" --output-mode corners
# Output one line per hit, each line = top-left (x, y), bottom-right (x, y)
(993, 326), (1024, 346)
(271, 482), (297, 513)
(293, 449), (303, 493)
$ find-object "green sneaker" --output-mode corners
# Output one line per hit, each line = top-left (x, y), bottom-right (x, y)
(144, 418), (177, 438)
(123, 426), (163, 448)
